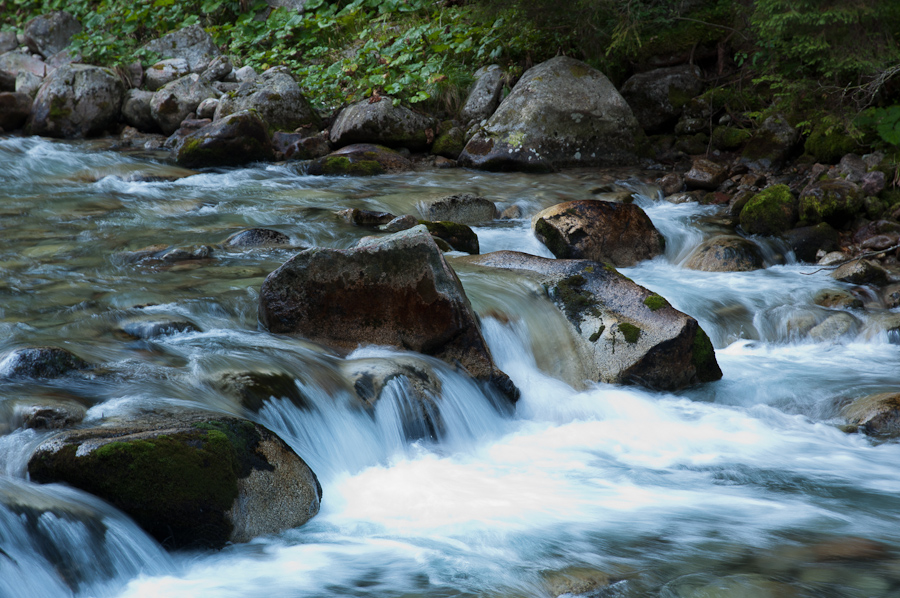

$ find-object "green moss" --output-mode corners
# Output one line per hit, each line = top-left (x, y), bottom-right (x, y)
(48, 95), (71, 120)
(617, 322), (641, 344)
(588, 325), (606, 342)
(798, 180), (863, 224)
(690, 326), (722, 383)
(552, 274), (600, 325)
(739, 184), (797, 236)
(804, 126), (857, 163)
(711, 126), (752, 151)
(643, 293), (668, 311)
(320, 156), (384, 176)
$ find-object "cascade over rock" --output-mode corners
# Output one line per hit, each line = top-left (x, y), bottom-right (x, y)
(458, 56), (642, 172)
(459, 251), (722, 390)
(258, 226), (518, 401)
(27, 410), (322, 550)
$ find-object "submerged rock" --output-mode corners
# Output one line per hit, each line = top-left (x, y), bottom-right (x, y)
(458, 56), (641, 172)
(420, 220), (479, 254)
(461, 251), (722, 390)
(27, 64), (124, 138)
(685, 235), (764, 272)
(0, 347), (91, 379)
(532, 200), (664, 267)
(223, 228), (292, 248)
(214, 370), (311, 412)
(258, 226), (517, 401)
(418, 193), (496, 224)
(117, 318), (201, 340)
(307, 143), (412, 176)
(27, 411), (322, 549)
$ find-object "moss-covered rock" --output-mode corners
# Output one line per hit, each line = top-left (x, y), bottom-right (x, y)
(27, 411), (321, 550)
(739, 184), (797, 236)
(798, 179), (863, 227)
(741, 114), (800, 170)
(804, 125), (858, 164)
(175, 110), (273, 168)
(431, 125), (466, 159)
(26, 64), (124, 138)
(307, 143), (412, 176)
(711, 125), (752, 151)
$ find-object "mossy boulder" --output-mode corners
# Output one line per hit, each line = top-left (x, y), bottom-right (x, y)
(459, 251), (722, 389)
(0, 346), (91, 379)
(175, 110), (273, 168)
(329, 96), (436, 151)
(799, 179), (863, 227)
(26, 64), (124, 138)
(258, 226), (517, 402)
(620, 64), (704, 133)
(420, 220), (479, 254)
(804, 125), (858, 164)
(27, 411), (321, 549)
(431, 125), (466, 159)
(685, 235), (765, 272)
(458, 56), (641, 172)
(307, 143), (412, 176)
(213, 66), (321, 132)
(739, 184), (797, 236)
(532, 200), (664, 267)
(711, 125), (752, 151)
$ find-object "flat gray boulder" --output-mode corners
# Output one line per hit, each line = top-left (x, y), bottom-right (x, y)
(460, 64), (505, 124)
(27, 64), (124, 138)
(27, 410), (321, 549)
(458, 56), (642, 172)
(142, 24), (220, 73)
(214, 66), (320, 131)
(258, 226), (518, 401)
(460, 251), (722, 390)
(330, 96), (436, 151)
(24, 11), (82, 58)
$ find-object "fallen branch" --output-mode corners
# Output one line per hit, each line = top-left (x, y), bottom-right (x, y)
(799, 243), (900, 275)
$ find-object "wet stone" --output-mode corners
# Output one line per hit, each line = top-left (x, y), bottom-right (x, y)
(223, 228), (291, 248)
(118, 319), (201, 340)
(0, 347), (91, 379)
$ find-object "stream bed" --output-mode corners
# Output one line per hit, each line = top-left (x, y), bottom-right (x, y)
(2, 136), (900, 598)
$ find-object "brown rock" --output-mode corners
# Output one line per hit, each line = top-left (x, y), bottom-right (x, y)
(685, 235), (764, 272)
(657, 172), (684, 196)
(532, 200), (664, 267)
(830, 259), (888, 286)
(684, 158), (728, 190)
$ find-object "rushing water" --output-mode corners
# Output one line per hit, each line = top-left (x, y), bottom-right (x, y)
(2, 136), (900, 598)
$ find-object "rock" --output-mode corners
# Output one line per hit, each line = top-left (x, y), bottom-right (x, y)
(830, 259), (888, 286)
(658, 172), (684, 195)
(813, 289), (863, 309)
(23, 11), (81, 59)
(783, 223), (840, 262)
(307, 143), (412, 176)
(838, 153), (867, 182)
(461, 251), (722, 389)
(258, 226), (517, 401)
(431, 125), (466, 159)
(0, 31), (17, 54)
(418, 193), (496, 224)
(0, 51), (46, 87)
(458, 56), (641, 172)
(532, 200), (664, 267)
(798, 179), (863, 227)
(175, 110), (273, 168)
(16, 402), (87, 430)
(819, 251), (849, 265)
(0, 347), (91, 379)
(145, 58), (191, 92)
(741, 113), (800, 170)
(380, 214), (418, 232)
(164, 118), (211, 148)
(808, 312), (860, 342)
(214, 66), (320, 131)
(684, 158), (728, 190)
(861, 170), (886, 196)
(0, 92), (31, 130)
(15, 71), (42, 98)
(201, 55), (233, 82)
(666, 573), (794, 598)
(142, 24), (221, 73)
(685, 235), (764, 272)
(329, 95), (436, 151)
(120, 244), (213, 264)
(196, 97), (218, 119)
(460, 64), (505, 123)
(338, 208), (396, 227)
(272, 130), (330, 160)
(711, 125), (752, 151)
(420, 220), (479, 254)
(223, 228), (291, 248)
(620, 64), (704, 133)
(115, 127), (167, 150)
(543, 566), (611, 598)
(666, 190), (706, 204)
(844, 393), (900, 437)
(234, 65), (257, 82)
(121, 89), (157, 132)
(118, 318), (201, 339)
(27, 64), (124, 138)
(739, 184), (797, 236)
(810, 536), (891, 562)
(150, 73), (219, 135)
(27, 411), (321, 549)
(214, 370), (310, 412)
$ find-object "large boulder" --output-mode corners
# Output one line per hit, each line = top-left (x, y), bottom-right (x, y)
(329, 96), (436, 151)
(418, 193), (496, 224)
(532, 200), (664, 267)
(0, 92), (32, 130)
(258, 226), (518, 401)
(461, 251), (722, 390)
(459, 64), (505, 124)
(739, 184), (798, 236)
(684, 235), (764, 272)
(620, 64), (704, 133)
(0, 50), (47, 80)
(27, 411), (321, 549)
(307, 143), (412, 176)
(141, 25), (220, 74)
(27, 64), (124, 138)
(145, 57), (191, 92)
(23, 11), (82, 59)
(213, 66), (320, 131)
(150, 74), (219, 135)
(174, 110), (274, 168)
(784, 222), (840, 262)
(843, 392), (900, 437)
(458, 56), (641, 172)
(741, 113), (800, 170)
(799, 179), (863, 227)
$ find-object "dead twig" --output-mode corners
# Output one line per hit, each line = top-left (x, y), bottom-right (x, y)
(799, 243), (900, 275)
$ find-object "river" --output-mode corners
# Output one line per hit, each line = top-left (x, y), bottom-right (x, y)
(2, 136), (900, 598)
